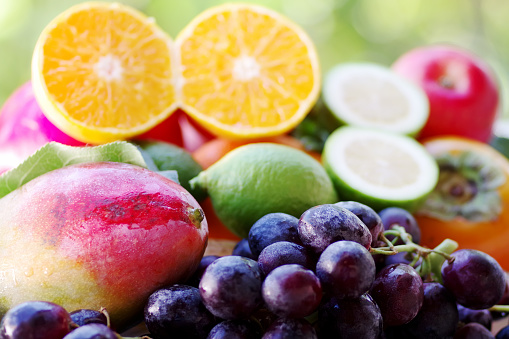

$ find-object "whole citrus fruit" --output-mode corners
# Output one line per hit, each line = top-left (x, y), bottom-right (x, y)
(190, 143), (338, 238)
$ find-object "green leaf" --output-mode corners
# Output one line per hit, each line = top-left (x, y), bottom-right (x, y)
(0, 141), (148, 199)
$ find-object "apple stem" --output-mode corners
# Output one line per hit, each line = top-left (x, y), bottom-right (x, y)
(439, 75), (455, 89)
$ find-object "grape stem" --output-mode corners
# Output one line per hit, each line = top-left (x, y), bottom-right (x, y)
(100, 307), (111, 328)
(370, 226), (458, 282)
(489, 305), (509, 312)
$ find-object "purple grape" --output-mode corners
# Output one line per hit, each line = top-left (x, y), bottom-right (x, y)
(69, 309), (107, 327)
(297, 204), (372, 254)
(317, 294), (383, 339)
(206, 319), (263, 339)
(458, 304), (492, 330)
(248, 213), (301, 257)
(335, 201), (384, 247)
(144, 284), (217, 339)
(257, 241), (315, 276)
(261, 264), (322, 318)
(454, 323), (495, 339)
(315, 240), (375, 299)
(262, 318), (317, 339)
(442, 249), (505, 310)
(187, 255), (222, 287)
(378, 207), (421, 244)
(0, 301), (72, 339)
(251, 308), (279, 333)
(232, 239), (257, 260)
(497, 325), (509, 339)
(389, 282), (459, 339)
(199, 256), (263, 320)
(370, 263), (424, 326)
(63, 324), (117, 339)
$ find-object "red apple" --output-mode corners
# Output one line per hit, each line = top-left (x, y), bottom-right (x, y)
(0, 161), (208, 331)
(392, 44), (500, 143)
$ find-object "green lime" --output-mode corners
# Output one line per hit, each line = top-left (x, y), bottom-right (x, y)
(322, 62), (429, 136)
(322, 126), (439, 212)
(190, 143), (338, 238)
(134, 140), (206, 201)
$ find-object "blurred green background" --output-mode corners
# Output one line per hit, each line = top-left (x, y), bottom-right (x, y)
(1, 0), (508, 118)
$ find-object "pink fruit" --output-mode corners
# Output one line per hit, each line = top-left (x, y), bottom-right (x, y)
(0, 81), (85, 171)
(0, 161), (208, 331)
(392, 44), (500, 143)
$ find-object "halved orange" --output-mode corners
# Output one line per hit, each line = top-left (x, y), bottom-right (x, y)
(31, 2), (178, 144)
(175, 3), (321, 139)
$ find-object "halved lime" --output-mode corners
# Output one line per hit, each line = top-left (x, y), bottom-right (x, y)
(322, 63), (429, 136)
(323, 126), (439, 212)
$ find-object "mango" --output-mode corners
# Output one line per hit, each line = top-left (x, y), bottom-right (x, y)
(0, 161), (208, 331)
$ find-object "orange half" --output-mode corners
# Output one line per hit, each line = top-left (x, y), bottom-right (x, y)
(175, 3), (321, 139)
(31, 2), (178, 144)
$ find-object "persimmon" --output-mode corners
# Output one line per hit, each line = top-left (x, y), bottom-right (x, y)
(415, 136), (509, 270)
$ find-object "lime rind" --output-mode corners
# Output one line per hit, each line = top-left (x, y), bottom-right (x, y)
(322, 63), (429, 136)
(190, 143), (338, 237)
(323, 126), (439, 212)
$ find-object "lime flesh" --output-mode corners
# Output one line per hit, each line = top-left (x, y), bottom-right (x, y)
(322, 63), (429, 136)
(323, 126), (439, 212)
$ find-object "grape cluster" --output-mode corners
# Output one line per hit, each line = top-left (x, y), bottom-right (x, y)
(2, 202), (509, 338)
(0, 301), (120, 339)
(142, 202), (509, 338)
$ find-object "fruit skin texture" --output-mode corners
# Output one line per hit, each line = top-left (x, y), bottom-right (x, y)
(441, 249), (506, 310)
(392, 44), (499, 143)
(317, 294), (382, 339)
(0, 301), (72, 339)
(190, 143), (338, 238)
(0, 162), (208, 331)
(390, 282), (459, 339)
(415, 137), (509, 271)
(199, 256), (263, 320)
(370, 263), (424, 327)
(144, 285), (216, 339)
(0, 81), (85, 172)
(192, 135), (321, 242)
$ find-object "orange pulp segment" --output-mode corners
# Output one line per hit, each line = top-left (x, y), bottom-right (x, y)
(175, 3), (321, 139)
(31, 2), (178, 144)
